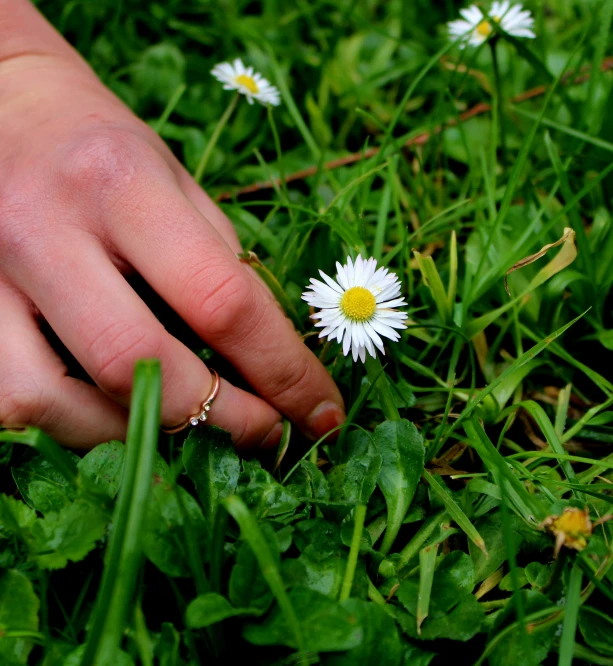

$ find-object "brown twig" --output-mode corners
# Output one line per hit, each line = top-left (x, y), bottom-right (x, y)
(214, 56), (613, 202)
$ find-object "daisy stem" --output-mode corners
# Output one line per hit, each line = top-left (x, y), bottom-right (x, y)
(364, 354), (400, 421)
(490, 38), (507, 164)
(194, 92), (240, 184)
(339, 504), (367, 602)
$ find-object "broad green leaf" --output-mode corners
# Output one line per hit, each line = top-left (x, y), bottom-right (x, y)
(78, 441), (125, 499)
(402, 644), (436, 666)
(286, 460), (329, 501)
(397, 595), (484, 642)
(222, 495), (306, 655)
(62, 645), (134, 666)
(12, 453), (78, 514)
(487, 591), (557, 666)
(326, 449), (382, 521)
(183, 426), (240, 525)
(0, 494), (36, 533)
(131, 43), (185, 104)
(0, 495), (37, 568)
(155, 623), (182, 666)
(0, 569), (39, 665)
(283, 553), (367, 599)
(468, 512), (523, 583)
(398, 551), (475, 619)
(578, 607), (613, 656)
(525, 562), (553, 590)
(293, 519), (343, 561)
(142, 457), (208, 577)
(238, 460), (301, 519)
(375, 419), (425, 554)
(186, 593), (257, 628)
(229, 526), (278, 614)
(324, 600), (403, 666)
(243, 586), (363, 652)
(30, 500), (109, 570)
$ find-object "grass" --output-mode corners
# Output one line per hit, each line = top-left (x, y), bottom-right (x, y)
(2, 0), (613, 664)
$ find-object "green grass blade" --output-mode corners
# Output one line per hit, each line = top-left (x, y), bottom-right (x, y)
(0, 427), (79, 489)
(499, 400), (582, 501)
(417, 543), (438, 633)
(80, 359), (161, 666)
(557, 563), (582, 666)
(221, 495), (307, 664)
(423, 470), (487, 555)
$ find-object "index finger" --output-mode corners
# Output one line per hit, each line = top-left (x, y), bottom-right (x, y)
(109, 179), (345, 441)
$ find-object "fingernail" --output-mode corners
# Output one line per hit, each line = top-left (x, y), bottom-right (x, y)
(306, 401), (345, 441)
(259, 422), (284, 450)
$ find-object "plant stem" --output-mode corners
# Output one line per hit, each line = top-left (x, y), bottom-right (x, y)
(340, 504), (367, 601)
(194, 92), (239, 184)
(367, 576), (387, 605)
(364, 354), (400, 421)
(490, 38), (507, 164)
(154, 82), (187, 134)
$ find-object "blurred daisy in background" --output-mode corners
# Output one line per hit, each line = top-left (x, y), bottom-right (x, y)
(302, 256), (407, 363)
(448, 1), (535, 48)
(211, 58), (281, 106)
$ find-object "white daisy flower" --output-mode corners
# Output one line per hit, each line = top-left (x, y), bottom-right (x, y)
(448, 1), (535, 48)
(210, 58), (281, 106)
(302, 255), (408, 363)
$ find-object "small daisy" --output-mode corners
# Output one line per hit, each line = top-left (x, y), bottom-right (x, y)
(211, 58), (281, 106)
(448, 1), (535, 48)
(302, 255), (408, 363)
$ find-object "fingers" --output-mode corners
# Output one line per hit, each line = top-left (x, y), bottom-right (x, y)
(107, 179), (346, 440)
(3, 231), (283, 449)
(175, 166), (243, 253)
(0, 279), (128, 448)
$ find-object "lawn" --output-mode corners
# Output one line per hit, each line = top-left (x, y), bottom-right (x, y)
(2, 0), (613, 664)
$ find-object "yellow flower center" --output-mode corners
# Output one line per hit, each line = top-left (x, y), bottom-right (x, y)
(340, 287), (377, 322)
(476, 16), (499, 37)
(235, 74), (259, 94)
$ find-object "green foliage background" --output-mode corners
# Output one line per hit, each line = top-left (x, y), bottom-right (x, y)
(2, 0), (613, 664)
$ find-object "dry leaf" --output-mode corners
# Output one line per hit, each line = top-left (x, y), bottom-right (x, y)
(504, 227), (577, 296)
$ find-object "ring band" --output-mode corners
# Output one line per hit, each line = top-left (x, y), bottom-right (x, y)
(161, 369), (220, 435)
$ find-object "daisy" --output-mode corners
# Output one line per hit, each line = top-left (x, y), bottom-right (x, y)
(448, 1), (535, 48)
(302, 255), (408, 363)
(211, 58), (281, 106)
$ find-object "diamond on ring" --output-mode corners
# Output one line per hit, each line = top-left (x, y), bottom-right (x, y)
(161, 369), (221, 435)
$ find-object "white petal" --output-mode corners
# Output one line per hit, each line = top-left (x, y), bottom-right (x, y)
(336, 262), (349, 290)
(317, 271), (343, 293)
(343, 327), (352, 356)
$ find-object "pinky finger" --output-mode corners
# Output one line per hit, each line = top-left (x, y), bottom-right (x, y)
(0, 281), (128, 448)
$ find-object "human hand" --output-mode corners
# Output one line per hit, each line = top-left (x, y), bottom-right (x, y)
(0, 1), (345, 449)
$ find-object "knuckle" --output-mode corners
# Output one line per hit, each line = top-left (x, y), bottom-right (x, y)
(0, 370), (49, 427)
(87, 319), (166, 398)
(180, 258), (256, 338)
(56, 128), (145, 198)
(265, 358), (312, 405)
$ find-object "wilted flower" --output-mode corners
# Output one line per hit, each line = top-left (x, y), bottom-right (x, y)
(448, 1), (535, 48)
(211, 58), (281, 106)
(541, 506), (592, 558)
(302, 255), (407, 363)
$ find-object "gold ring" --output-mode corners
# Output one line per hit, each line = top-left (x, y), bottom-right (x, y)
(161, 369), (220, 435)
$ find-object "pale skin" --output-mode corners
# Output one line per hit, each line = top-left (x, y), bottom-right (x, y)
(0, 0), (346, 449)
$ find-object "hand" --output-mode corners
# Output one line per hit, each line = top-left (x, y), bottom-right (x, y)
(0, 4), (345, 449)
